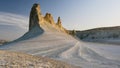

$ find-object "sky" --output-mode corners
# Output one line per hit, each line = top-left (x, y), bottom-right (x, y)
(0, 0), (120, 30)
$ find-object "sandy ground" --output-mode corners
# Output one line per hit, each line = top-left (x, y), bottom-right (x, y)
(0, 50), (79, 68)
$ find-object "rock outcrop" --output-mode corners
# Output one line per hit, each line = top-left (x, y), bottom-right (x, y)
(44, 13), (55, 24)
(56, 17), (69, 33)
(56, 17), (62, 28)
(29, 3), (42, 31)
(29, 3), (68, 33)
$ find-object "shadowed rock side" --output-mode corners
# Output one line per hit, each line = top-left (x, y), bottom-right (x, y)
(29, 3), (41, 31)
(0, 50), (79, 68)
(16, 3), (44, 41)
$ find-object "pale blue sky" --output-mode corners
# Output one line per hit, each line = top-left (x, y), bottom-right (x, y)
(0, 0), (120, 30)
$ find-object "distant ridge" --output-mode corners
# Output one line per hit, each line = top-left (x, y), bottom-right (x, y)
(75, 26), (120, 41)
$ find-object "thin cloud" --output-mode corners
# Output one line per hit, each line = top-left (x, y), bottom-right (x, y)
(0, 12), (29, 29)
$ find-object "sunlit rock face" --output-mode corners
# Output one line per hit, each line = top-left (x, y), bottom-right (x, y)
(44, 13), (55, 24)
(56, 17), (69, 33)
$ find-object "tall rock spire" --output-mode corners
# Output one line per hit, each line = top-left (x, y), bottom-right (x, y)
(29, 3), (42, 31)
(56, 17), (62, 28)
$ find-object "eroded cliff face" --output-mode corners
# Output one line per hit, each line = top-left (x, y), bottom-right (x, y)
(29, 4), (40, 30)
(29, 3), (68, 33)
